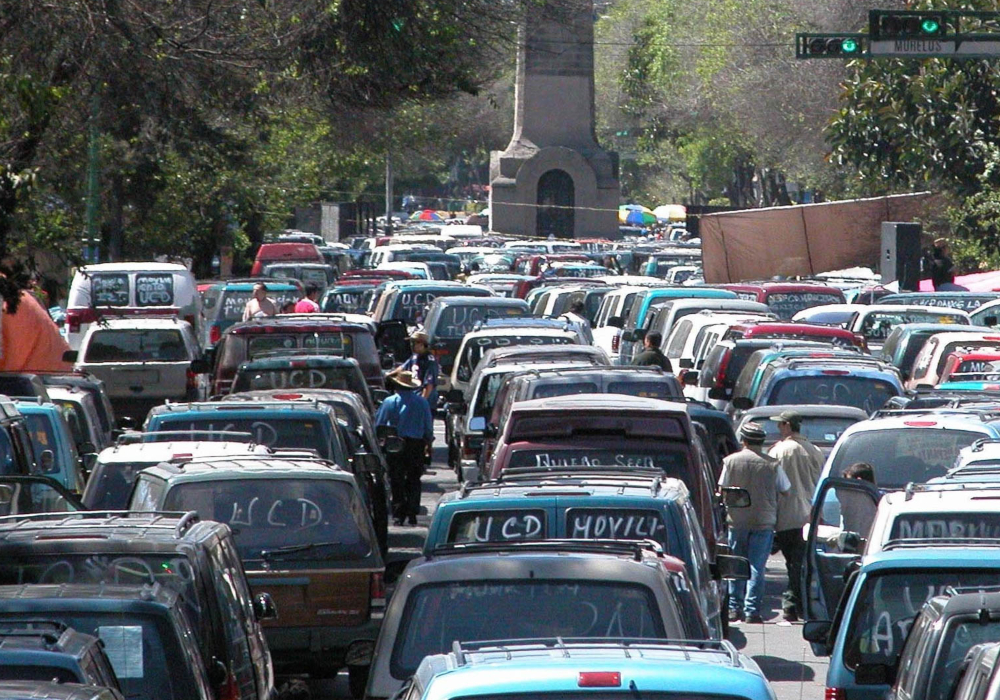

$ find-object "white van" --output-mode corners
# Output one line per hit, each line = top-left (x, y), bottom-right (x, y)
(64, 262), (201, 350)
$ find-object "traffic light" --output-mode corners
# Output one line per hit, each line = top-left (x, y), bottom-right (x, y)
(796, 33), (865, 58)
(870, 10), (948, 39)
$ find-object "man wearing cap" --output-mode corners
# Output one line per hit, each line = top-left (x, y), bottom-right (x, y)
(720, 421), (791, 624)
(375, 370), (434, 526)
(768, 410), (825, 622)
(388, 331), (439, 412)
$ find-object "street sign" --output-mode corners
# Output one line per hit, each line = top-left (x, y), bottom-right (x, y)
(870, 38), (1000, 58)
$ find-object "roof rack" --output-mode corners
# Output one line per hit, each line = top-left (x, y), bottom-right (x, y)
(116, 430), (255, 446)
(903, 479), (1000, 499)
(450, 637), (740, 667)
(163, 451), (331, 468)
(459, 474), (667, 498)
(944, 462), (1000, 479)
(243, 349), (348, 360)
(428, 539), (662, 561)
(882, 537), (1000, 551)
(945, 584), (1000, 597)
(0, 510), (199, 538)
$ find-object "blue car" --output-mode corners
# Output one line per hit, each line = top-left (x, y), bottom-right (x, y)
(14, 401), (86, 494)
(404, 639), (775, 700)
(804, 546), (1000, 700)
(619, 288), (737, 364)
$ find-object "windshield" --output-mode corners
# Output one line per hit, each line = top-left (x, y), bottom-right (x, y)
(845, 571), (999, 671)
(861, 311), (966, 342)
(219, 289), (299, 322)
(768, 376), (897, 413)
(432, 304), (527, 339)
(152, 417), (332, 459)
(246, 332), (351, 358)
(458, 335), (573, 381)
(765, 292), (844, 320)
(232, 365), (366, 394)
(85, 330), (187, 363)
(390, 581), (664, 678)
(829, 428), (983, 489)
(163, 478), (372, 562)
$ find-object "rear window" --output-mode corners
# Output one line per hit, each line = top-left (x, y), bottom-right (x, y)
(753, 416), (858, 445)
(829, 428), (982, 488)
(531, 382), (600, 398)
(457, 335), (573, 381)
(505, 446), (692, 488)
(246, 332), (351, 358)
(23, 414), (58, 471)
(861, 311), (966, 342)
(447, 509), (546, 543)
(152, 417), (332, 459)
(322, 288), (367, 313)
(765, 292), (844, 320)
(163, 478), (372, 562)
(565, 507), (669, 548)
(768, 376), (897, 413)
(232, 365), (366, 394)
(390, 581), (665, 678)
(431, 303), (527, 339)
(85, 329), (187, 363)
(889, 512), (1000, 540)
(90, 273), (130, 307)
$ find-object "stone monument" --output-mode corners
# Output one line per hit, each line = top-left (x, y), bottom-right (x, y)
(489, 0), (620, 239)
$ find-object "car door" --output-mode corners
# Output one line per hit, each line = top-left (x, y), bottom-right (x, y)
(803, 477), (880, 623)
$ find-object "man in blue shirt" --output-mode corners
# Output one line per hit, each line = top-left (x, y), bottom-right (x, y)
(388, 331), (439, 412)
(375, 370), (434, 526)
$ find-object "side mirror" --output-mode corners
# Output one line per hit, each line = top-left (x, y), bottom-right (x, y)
(802, 620), (833, 644)
(376, 425), (397, 440)
(189, 358), (211, 374)
(711, 554), (750, 580)
(722, 486), (751, 508)
(469, 416), (487, 432)
(62, 350), (79, 364)
(855, 663), (895, 686)
(81, 452), (98, 475)
(445, 389), (464, 403)
(38, 450), (55, 473)
(380, 353), (395, 370)
(731, 396), (753, 411)
(372, 389), (389, 404)
(484, 423), (498, 438)
(837, 531), (863, 554)
(253, 592), (278, 620)
(385, 436), (405, 454)
(682, 370), (699, 386)
(606, 316), (624, 329)
(707, 387), (727, 400)
(678, 358), (694, 370)
(79, 442), (96, 455)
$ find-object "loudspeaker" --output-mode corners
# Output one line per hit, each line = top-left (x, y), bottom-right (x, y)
(881, 222), (922, 291)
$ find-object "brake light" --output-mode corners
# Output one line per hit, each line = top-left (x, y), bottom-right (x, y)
(218, 672), (239, 700)
(825, 689), (845, 700)
(904, 420), (937, 427)
(821, 369), (850, 375)
(578, 672), (621, 688)
(289, 360), (307, 368)
(186, 368), (198, 392)
(272, 393), (304, 400)
(66, 307), (98, 334)
(370, 572), (386, 609)
(210, 325), (222, 345)
(611, 332), (620, 353)
(714, 350), (731, 389)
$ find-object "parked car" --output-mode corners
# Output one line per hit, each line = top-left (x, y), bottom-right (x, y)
(906, 330), (1000, 390)
(38, 372), (116, 448)
(250, 242), (324, 276)
(201, 280), (301, 348)
(71, 318), (209, 425)
(722, 321), (867, 349)
(0, 475), (83, 516)
(229, 355), (377, 412)
(0, 621), (119, 688)
(12, 401), (86, 495)
(735, 404), (868, 456)
(720, 282), (847, 320)
(880, 291), (1000, 313)
(792, 304), (971, 352)
(129, 458), (384, 695)
(879, 323), (986, 381)
(43, 385), (108, 456)
(320, 283), (379, 314)
(364, 540), (711, 700)
(619, 288), (738, 364)
(0, 512), (274, 700)
(0, 399), (42, 480)
(950, 641), (1000, 700)
(261, 263), (336, 289)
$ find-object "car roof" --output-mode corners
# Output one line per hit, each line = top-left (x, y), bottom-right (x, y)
(740, 404), (870, 420)
(138, 457), (351, 484)
(0, 511), (227, 547)
(0, 583), (179, 608)
(147, 400), (336, 418)
(864, 544), (1000, 568)
(228, 316), (371, 334)
(237, 355), (359, 369)
(446, 475), (691, 502)
(96, 440), (268, 464)
(835, 415), (996, 437)
(79, 263), (188, 273)
(510, 394), (688, 414)
(85, 318), (188, 330)
(431, 296), (525, 307)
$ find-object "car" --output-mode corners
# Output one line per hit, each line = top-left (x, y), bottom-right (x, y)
(43, 385), (107, 456)
(200, 280), (302, 348)
(937, 351), (1000, 384)
(12, 400), (87, 496)
(0, 375), (50, 402)
(400, 638), (776, 700)
(879, 292), (1000, 313)
(644, 299), (773, 353)
(803, 546), (1000, 700)
(722, 321), (867, 349)
(71, 317), (208, 425)
(0, 583), (214, 700)
(250, 242), (324, 276)
(64, 262), (201, 350)
(424, 475), (751, 639)
(421, 296), (530, 392)
(879, 323), (989, 382)
(371, 281), (492, 328)
(129, 458), (385, 694)
(208, 315), (383, 396)
(364, 540), (712, 700)
(906, 331), (1000, 390)
(228, 355), (378, 412)
(0, 512), (274, 700)
(534, 285), (611, 324)
(950, 641), (1000, 700)
(0, 621), (119, 688)
(465, 342), (609, 370)
(735, 405), (868, 456)
(970, 297), (1000, 327)
(0, 682), (123, 700)
(0, 400), (42, 480)
(618, 288), (739, 364)
(661, 312), (776, 376)
(261, 263), (336, 290)
(462, 273), (533, 297)
(719, 282), (846, 320)
(792, 304), (971, 352)
(38, 372), (116, 448)
(0, 475), (84, 516)
(591, 285), (653, 363)
(321, 283), (379, 314)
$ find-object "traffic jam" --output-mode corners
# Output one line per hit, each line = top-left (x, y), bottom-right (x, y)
(6, 226), (1000, 700)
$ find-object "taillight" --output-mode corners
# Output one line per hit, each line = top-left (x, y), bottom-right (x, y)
(210, 325), (222, 345)
(370, 572), (386, 610)
(611, 332), (620, 353)
(219, 672), (239, 700)
(578, 672), (621, 688)
(825, 689), (845, 700)
(66, 307), (98, 334)
(715, 350), (732, 389)
(186, 368), (197, 392)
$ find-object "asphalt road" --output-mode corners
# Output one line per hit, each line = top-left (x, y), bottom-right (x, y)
(310, 423), (829, 700)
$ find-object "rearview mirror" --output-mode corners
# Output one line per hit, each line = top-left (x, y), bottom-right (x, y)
(802, 620), (832, 644)
(606, 316), (624, 329)
(469, 416), (486, 432)
(62, 350), (79, 364)
(722, 486), (751, 508)
(711, 554), (750, 580)
(731, 396), (753, 411)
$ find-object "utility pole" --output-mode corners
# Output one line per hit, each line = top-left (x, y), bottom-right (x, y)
(385, 151), (394, 235)
(85, 92), (100, 262)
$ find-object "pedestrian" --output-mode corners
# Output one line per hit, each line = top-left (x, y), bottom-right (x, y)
(720, 421), (791, 624)
(293, 283), (321, 313)
(374, 371), (434, 526)
(631, 331), (673, 372)
(242, 283), (277, 321)
(767, 410), (824, 622)
(387, 331), (439, 411)
(838, 461), (879, 537)
(930, 238), (968, 291)
(560, 300), (594, 344)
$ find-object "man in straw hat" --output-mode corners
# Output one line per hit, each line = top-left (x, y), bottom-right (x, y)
(387, 330), (439, 412)
(719, 421), (791, 624)
(375, 370), (434, 526)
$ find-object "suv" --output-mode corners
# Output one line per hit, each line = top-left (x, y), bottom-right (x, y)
(0, 621), (119, 688)
(71, 318), (208, 424)
(906, 330), (1000, 391)
(0, 513), (274, 700)
(425, 475), (750, 639)
(229, 355), (378, 412)
(400, 639), (775, 700)
(720, 281), (846, 319)
(879, 323), (983, 382)
(0, 583), (213, 700)
(209, 315), (382, 396)
(364, 540), (712, 700)
(0, 399), (43, 481)
(619, 288), (738, 364)
(129, 458), (385, 693)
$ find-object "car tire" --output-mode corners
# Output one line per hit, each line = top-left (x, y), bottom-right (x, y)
(348, 666), (369, 699)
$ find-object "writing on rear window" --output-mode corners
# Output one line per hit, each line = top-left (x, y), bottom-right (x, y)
(566, 508), (666, 542)
(447, 509), (546, 543)
(890, 513), (1000, 540)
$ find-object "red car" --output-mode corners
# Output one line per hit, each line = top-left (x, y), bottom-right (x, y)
(722, 321), (867, 350)
(719, 282), (845, 320)
(250, 243), (324, 275)
(938, 350), (1000, 384)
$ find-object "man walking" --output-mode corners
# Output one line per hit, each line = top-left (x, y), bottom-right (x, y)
(768, 410), (824, 622)
(293, 283), (322, 313)
(374, 371), (434, 526)
(388, 331), (439, 411)
(720, 422), (790, 623)
(631, 331), (673, 372)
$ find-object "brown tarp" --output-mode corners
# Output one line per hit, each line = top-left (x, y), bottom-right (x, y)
(700, 192), (938, 283)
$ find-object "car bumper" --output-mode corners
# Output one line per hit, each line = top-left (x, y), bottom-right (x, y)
(265, 616), (382, 670)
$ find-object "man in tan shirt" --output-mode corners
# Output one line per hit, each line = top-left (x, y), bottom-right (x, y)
(768, 410), (825, 622)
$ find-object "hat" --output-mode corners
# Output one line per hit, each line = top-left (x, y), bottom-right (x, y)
(391, 370), (422, 390)
(771, 410), (802, 429)
(740, 422), (767, 444)
(409, 331), (429, 345)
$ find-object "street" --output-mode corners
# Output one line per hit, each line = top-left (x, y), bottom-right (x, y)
(312, 423), (829, 700)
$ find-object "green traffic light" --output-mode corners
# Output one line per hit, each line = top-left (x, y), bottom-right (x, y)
(921, 18), (941, 34)
(841, 38), (859, 54)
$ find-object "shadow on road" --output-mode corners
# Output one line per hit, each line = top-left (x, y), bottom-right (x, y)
(752, 656), (816, 682)
(725, 627), (747, 649)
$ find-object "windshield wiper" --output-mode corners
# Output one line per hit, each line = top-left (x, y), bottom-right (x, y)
(259, 540), (343, 559)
